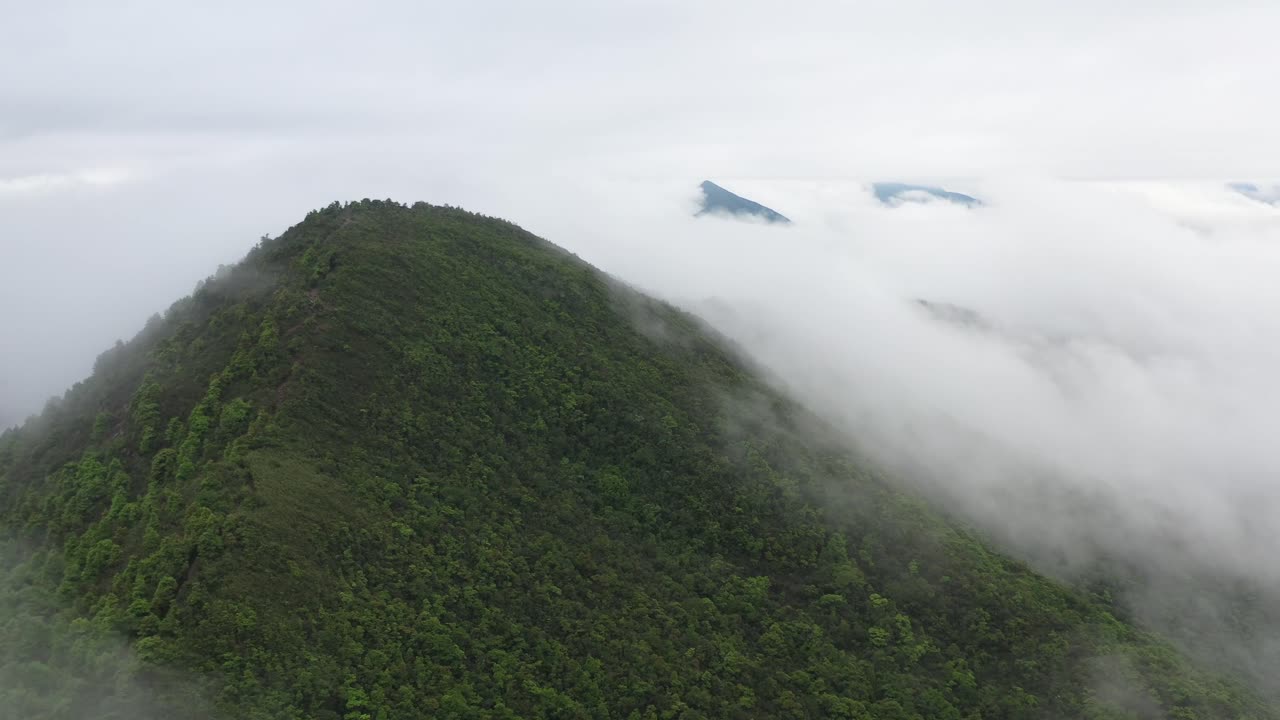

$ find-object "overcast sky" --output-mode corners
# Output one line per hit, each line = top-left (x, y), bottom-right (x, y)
(2, 0), (1278, 423)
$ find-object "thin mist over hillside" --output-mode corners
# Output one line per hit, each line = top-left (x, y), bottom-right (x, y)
(504, 176), (1280, 688)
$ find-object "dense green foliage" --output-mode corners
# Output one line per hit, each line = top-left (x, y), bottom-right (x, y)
(0, 200), (1272, 719)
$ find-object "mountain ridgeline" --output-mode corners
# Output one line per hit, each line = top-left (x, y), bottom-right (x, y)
(0, 200), (1271, 719)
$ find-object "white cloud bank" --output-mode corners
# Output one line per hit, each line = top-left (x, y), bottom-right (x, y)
(507, 176), (1280, 686)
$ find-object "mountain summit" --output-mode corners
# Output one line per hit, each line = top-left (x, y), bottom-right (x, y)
(0, 200), (1269, 718)
(696, 180), (791, 223)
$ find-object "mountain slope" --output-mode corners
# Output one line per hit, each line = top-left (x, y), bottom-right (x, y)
(696, 181), (791, 224)
(0, 200), (1270, 719)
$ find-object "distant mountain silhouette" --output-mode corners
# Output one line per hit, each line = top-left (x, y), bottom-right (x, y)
(1228, 182), (1280, 206)
(696, 181), (791, 223)
(873, 182), (981, 208)
(914, 299), (989, 330)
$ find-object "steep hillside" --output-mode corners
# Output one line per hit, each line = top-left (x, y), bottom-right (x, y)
(0, 200), (1270, 719)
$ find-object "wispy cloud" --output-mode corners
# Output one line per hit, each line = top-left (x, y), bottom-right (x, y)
(517, 175), (1280, 689)
(0, 168), (134, 193)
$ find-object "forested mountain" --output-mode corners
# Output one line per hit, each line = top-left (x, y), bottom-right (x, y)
(0, 200), (1270, 719)
(696, 181), (791, 224)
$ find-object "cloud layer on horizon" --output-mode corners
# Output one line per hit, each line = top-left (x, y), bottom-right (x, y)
(530, 176), (1280, 685)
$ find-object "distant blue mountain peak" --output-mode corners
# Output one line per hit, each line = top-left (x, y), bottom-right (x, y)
(872, 182), (981, 208)
(696, 181), (791, 224)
